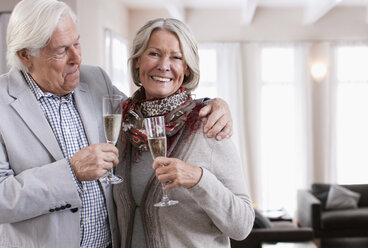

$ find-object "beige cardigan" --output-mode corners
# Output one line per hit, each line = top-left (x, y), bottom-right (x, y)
(113, 120), (254, 248)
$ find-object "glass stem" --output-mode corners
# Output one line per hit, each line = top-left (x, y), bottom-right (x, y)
(161, 183), (169, 202)
(107, 141), (115, 177)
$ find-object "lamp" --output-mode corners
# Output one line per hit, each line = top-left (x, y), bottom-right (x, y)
(311, 63), (327, 82)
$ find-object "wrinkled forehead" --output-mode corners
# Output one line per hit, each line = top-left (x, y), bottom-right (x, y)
(43, 14), (79, 51)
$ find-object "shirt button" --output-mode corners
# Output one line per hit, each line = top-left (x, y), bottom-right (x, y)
(83, 185), (87, 191)
(85, 218), (90, 223)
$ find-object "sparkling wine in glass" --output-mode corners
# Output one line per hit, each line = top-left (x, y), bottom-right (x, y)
(144, 116), (179, 207)
(100, 95), (124, 184)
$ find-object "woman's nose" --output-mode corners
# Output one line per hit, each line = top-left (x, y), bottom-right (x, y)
(157, 57), (170, 71)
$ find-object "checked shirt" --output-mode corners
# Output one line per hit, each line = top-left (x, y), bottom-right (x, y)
(23, 72), (111, 248)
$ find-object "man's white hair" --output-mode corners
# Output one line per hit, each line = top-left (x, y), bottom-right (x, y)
(7, 0), (77, 72)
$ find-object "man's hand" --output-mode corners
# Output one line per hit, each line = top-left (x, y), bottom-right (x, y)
(199, 98), (233, 140)
(70, 143), (119, 182)
(152, 157), (203, 190)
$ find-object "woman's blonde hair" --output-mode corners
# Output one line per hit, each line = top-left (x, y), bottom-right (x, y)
(129, 18), (200, 91)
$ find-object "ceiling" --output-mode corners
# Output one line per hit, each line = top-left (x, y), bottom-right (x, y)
(120, 0), (368, 24)
(120, 0), (368, 9)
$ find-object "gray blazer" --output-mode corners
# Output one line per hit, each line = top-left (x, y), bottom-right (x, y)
(0, 65), (125, 248)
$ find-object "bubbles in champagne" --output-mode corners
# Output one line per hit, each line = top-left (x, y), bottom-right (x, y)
(104, 114), (122, 144)
(147, 137), (167, 159)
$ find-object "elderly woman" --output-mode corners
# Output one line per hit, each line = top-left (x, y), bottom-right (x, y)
(113, 18), (254, 248)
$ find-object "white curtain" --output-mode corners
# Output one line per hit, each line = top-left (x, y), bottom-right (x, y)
(294, 43), (314, 189)
(326, 42), (338, 183)
(244, 43), (313, 216)
(197, 42), (251, 194)
(0, 13), (11, 75)
(328, 42), (368, 184)
(105, 29), (130, 96)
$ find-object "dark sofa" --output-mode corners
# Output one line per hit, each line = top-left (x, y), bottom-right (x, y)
(297, 183), (368, 240)
(231, 210), (313, 248)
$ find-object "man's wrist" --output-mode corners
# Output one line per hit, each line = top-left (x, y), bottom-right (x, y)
(67, 159), (83, 194)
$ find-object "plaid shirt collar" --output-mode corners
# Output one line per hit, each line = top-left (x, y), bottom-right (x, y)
(22, 71), (74, 102)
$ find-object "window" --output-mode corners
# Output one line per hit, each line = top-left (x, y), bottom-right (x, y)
(259, 46), (303, 215)
(335, 45), (368, 184)
(192, 48), (217, 99)
(105, 29), (130, 95)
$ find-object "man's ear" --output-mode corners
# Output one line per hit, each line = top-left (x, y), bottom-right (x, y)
(17, 49), (32, 69)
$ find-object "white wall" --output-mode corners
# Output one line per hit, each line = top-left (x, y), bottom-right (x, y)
(76, 0), (129, 69)
(310, 42), (331, 183)
(128, 9), (171, 41)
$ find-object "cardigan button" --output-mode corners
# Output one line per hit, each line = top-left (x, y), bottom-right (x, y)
(65, 204), (71, 208)
(49, 209), (55, 212)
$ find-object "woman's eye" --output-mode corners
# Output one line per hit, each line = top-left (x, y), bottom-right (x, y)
(149, 52), (158, 56)
(173, 56), (182, 60)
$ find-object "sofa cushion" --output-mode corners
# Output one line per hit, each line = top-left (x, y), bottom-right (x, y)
(312, 183), (368, 207)
(312, 183), (331, 194)
(314, 191), (329, 209)
(321, 207), (368, 230)
(325, 185), (360, 210)
(342, 184), (368, 207)
(253, 210), (272, 229)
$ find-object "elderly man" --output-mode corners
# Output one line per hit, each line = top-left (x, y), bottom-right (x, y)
(0, 0), (232, 247)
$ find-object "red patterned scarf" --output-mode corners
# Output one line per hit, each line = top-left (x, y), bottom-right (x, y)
(121, 87), (203, 160)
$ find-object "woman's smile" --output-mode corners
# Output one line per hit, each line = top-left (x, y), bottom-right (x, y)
(151, 76), (172, 82)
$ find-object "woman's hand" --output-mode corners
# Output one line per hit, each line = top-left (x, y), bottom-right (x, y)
(152, 157), (203, 190)
(199, 98), (233, 141)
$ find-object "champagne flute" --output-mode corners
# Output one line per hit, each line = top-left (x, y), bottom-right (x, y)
(100, 95), (124, 184)
(144, 116), (179, 207)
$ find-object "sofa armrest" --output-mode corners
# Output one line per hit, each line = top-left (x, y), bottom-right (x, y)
(297, 189), (322, 234)
(231, 222), (314, 248)
(250, 227), (314, 242)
